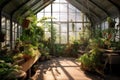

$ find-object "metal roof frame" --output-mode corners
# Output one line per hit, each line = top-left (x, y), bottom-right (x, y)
(34, 0), (54, 14)
(89, 0), (109, 16)
(19, 0), (43, 17)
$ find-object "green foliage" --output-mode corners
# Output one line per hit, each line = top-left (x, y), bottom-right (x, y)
(79, 25), (91, 41)
(55, 44), (65, 56)
(0, 60), (20, 79)
(23, 44), (37, 57)
(0, 55), (14, 63)
(78, 48), (102, 71)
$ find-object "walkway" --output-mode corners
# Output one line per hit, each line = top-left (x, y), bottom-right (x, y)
(36, 57), (104, 80)
(31, 57), (120, 80)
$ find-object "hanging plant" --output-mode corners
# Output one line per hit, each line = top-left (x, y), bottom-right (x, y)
(22, 19), (30, 28)
(0, 31), (6, 42)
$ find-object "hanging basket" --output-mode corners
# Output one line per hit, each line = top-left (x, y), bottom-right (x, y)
(22, 19), (30, 28)
(0, 32), (5, 42)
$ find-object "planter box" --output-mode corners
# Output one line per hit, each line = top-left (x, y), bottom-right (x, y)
(8, 50), (41, 79)
(20, 50), (41, 72)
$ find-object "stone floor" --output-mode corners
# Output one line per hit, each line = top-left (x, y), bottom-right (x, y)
(35, 57), (120, 80)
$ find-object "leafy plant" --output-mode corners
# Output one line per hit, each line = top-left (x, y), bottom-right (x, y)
(55, 44), (65, 56)
(78, 48), (103, 72)
(23, 44), (36, 57)
(0, 60), (20, 79)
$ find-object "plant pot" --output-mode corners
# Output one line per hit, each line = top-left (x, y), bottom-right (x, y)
(22, 19), (30, 28)
(23, 54), (31, 61)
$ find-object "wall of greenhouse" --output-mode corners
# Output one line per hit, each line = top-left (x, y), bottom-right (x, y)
(37, 0), (90, 44)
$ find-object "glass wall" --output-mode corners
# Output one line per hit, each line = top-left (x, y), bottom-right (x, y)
(1, 16), (22, 49)
(37, 0), (90, 44)
(95, 17), (120, 42)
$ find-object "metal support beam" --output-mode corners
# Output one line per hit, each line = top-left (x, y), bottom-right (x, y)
(34, 0), (54, 14)
(76, 0), (101, 19)
(10, 15), (13, 50)
(19, 0), (43, 16)
(109, 0), (120, 11)
(89, 0), (109, 16)
(72, 0), (100, 23)
(11, 0), (31, 15)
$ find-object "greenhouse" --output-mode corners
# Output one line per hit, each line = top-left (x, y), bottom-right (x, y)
(0, 0), (120, 80)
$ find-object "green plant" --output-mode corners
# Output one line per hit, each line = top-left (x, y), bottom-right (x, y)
(78, 48), (103, 72)
(55, 44), (65, 56)
(23, 44), (36, 57)
(0, 60), (20, 79)
(19, 14), (45, 47)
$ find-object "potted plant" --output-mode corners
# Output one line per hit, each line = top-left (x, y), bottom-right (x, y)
(22, 19), (30, 28)
(22, 44), (36, 61)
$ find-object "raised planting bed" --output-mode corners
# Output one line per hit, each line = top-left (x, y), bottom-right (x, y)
(20, 49), (41, 72)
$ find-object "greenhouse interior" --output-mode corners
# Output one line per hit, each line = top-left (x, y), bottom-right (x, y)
(0, 0), (120, 80)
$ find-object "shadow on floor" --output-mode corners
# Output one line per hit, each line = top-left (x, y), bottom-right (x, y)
(36, 57), (120, 80)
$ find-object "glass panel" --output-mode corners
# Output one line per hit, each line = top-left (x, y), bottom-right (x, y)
(53, 4), (59, 12)
(69, 32), (75, 43)
(76, 23), (82, 31)
(115, 17), (119, 27)
(61, 33), (67, 44)
(45, 13), (51, 17)
(101, 22), (105, 30)
(55, 33), (60, 43)
(60, 4), (67, 12)
(14, 32), (17, 40)
(45, 5), (51, 12)
(12, 22), (15, 30)
(61, 23), (67, 32)
(2, 17), (5, 29)
(53, 13), (59, 21)
(37, 13), (44, 19)
(54, 23), (59, 32)
(60, 13), (67, 21)
(76, 13), (82, 21)
(15, 24), (18, 32)
(69, 4), (76, 13)
(37, 0), (90, 44)
(69, 23), (72, 32)
(60, 0), (67, 3)
(7, 20), (10, 29)
(12, 32), (15, 41)
(104, 21), (108, 29)
(69, 13), (75, 21)
(6, 30), (10, 40)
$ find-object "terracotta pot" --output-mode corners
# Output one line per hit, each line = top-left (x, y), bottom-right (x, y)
(23, 54), (31, 61)
(22, 19), (30, 28)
